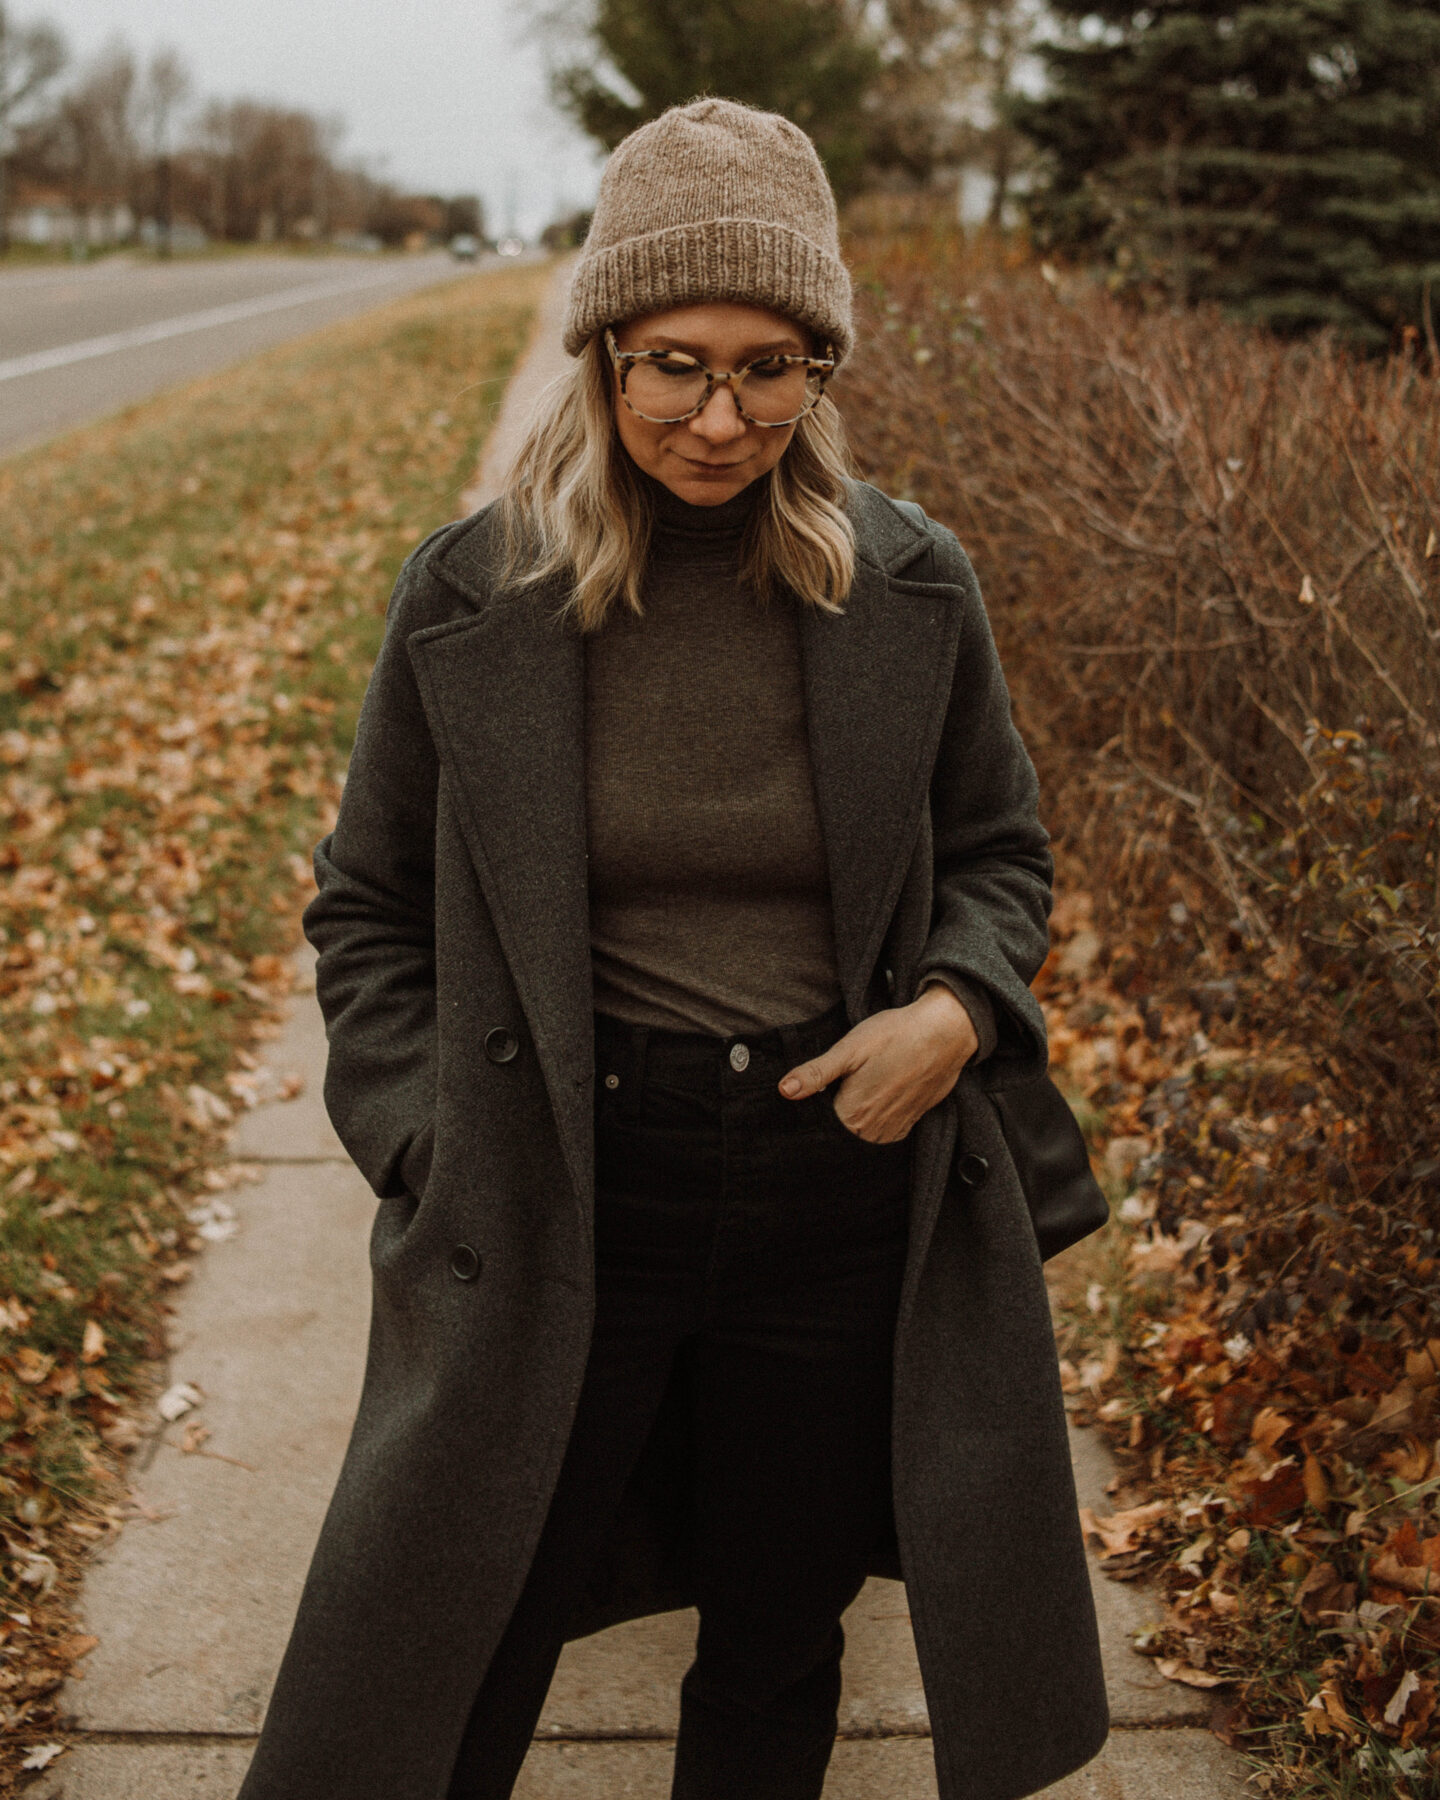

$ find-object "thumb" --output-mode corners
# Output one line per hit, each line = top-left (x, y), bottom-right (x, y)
(779, 1035), (859, 1100)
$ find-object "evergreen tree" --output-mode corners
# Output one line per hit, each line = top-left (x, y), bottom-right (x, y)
(1013, 0), (1440, 347)
(550, 0), (880, 198)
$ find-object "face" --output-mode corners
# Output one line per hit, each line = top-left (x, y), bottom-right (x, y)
(609, 301), (813, 507)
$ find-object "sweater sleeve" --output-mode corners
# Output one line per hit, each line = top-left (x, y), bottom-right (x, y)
(919, 971), (999, 1063)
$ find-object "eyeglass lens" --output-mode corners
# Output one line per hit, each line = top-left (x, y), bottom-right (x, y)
(624, 357), (825, 425)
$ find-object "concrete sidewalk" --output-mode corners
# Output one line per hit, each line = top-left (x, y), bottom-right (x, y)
(36, 265), (1248, 1800)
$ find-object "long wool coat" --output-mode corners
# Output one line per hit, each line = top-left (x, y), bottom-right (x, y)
(236, 481), (1108, 1800)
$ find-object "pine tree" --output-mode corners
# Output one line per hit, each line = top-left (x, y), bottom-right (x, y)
(550, 0), (880, 198)
(1013, 0), (1440, 347)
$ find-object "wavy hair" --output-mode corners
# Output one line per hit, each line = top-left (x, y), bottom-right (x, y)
(499, 334), (856, 630)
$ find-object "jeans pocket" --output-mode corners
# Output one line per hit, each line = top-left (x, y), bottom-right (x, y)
(818, 1092), (906, 1152)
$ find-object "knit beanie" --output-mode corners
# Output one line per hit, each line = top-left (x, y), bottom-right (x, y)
(562, 98), (854, 364)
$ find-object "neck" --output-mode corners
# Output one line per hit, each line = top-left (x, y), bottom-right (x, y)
(640, 467), (764, 545)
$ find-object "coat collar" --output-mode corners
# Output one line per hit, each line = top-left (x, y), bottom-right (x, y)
(406, 485), (960, 1199)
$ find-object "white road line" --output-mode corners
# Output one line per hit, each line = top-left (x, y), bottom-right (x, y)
(0, 266), (415, 384)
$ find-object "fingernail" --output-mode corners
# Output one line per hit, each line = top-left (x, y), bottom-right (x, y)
(780, 1076), (802, 1097)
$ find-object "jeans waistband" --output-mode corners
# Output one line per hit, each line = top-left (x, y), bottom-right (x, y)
(594, 1001), (851, 1110)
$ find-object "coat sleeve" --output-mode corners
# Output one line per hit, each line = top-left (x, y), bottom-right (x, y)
(915, 523), (1053, 1077)
(302, 547), (445, 1201)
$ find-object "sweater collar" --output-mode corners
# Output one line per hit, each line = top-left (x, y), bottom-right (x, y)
(642, 467), (762, 549)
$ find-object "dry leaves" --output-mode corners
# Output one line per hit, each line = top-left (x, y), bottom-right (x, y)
(0, 261), (549, 1793)
(1041, 888), (1440, 1790)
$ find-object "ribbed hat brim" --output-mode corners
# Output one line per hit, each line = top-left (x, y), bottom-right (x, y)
(563, 217), (853, 364)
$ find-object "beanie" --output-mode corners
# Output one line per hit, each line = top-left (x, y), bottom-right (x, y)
(562, 97), (854, 364)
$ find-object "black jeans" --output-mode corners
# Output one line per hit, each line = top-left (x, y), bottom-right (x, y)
(447, 1002), (911, 1800)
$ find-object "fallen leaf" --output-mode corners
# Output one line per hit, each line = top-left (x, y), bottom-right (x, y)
(11, 1346), (54, 1386)
(1384, 1669), (1421, 1727)
(1250, 1406), (1293, 1454)
(1294, 1561), (1343, 1622)
(1236, 1456), (1306, 1529)
(1370, 1523), (1440, 1596)
(157, 1381), (203, 1423)
(1301, 1453), (1329, 1510)
(100, 1415), (143, 1452)
(1080, 1500), (1169, 1555)
(20, 1743), (64, 1771)
(81, 1319), (106, 1364)
(1157, 1657), (1228, 1688)
(180, 1421), (212, 1454)
(11, 1551), (57, 1593)
(0, 1297), (32, 1333)
(1304, 1678), (1362, 1740)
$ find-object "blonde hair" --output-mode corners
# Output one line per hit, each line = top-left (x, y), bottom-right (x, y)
(499, 334), (856, 630)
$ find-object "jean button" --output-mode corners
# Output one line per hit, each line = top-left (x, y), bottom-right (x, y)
(729, 1042), (750, 1073)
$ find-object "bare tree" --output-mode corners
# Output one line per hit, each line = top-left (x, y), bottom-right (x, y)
(865, 0), (1043, 219)
(138, 47), (190, 253)
(56, 39), (137, 232)
(0, 1), (67, 251)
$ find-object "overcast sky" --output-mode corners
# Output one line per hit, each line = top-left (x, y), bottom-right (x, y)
(56, 0), (606, 239)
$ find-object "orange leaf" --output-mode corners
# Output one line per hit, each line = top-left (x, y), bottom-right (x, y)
(1157, 1658), (1228, 1689)
(1301, 1454), (1330, 1510)
(1079, 1500), (1169, 1555)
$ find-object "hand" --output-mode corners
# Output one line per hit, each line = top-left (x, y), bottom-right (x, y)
(778, 985), (980, 1143)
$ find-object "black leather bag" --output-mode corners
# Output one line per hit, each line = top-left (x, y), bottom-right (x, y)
(959, 1073), (1110, 1262)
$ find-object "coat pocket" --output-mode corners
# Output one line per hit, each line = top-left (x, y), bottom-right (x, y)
(398, 1116), (436, 1203)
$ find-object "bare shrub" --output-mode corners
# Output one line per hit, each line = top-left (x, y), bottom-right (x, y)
(841, 229), (1439, 1170)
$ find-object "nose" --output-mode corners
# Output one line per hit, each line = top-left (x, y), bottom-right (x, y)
(687, 381), (748, 445)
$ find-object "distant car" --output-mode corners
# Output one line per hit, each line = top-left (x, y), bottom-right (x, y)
(497, 236), (525, 258)
(449, 234), (481, 261)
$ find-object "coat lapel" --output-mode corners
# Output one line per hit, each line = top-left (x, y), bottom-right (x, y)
(404, 574), (595, 1205)
(400, 488), (960, 1193)
(799, 543), (964, 1020)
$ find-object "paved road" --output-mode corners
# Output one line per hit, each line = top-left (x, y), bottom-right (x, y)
(0, 251), (498, 459)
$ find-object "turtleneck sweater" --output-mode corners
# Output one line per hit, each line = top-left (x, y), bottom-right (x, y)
(584, 473), (843, 1036)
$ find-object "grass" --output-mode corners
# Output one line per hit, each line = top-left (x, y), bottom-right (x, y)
(0, 256), (548, 1779)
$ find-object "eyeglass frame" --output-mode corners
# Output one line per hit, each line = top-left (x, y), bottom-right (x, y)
(603, 326), (836, 428)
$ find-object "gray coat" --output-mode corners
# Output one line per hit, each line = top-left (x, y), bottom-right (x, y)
(236, 482), (1107, 1800)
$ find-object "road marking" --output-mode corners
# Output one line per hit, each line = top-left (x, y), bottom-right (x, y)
(0, 266), (416, 384)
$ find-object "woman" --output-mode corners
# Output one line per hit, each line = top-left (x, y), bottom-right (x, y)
(238, 99), (1107, 1800)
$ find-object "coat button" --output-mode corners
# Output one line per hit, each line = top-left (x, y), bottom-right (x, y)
(450, 1244), (482, 1281)
(956, 1151), (990, 1188)
(484, 1026), (520, 1064)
